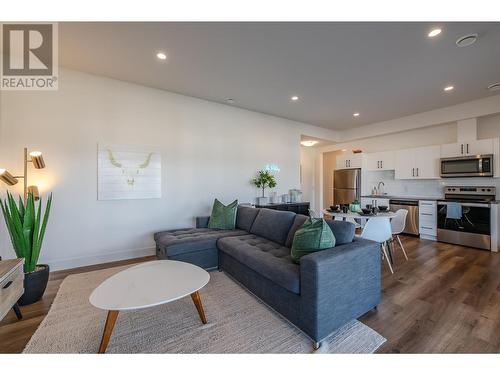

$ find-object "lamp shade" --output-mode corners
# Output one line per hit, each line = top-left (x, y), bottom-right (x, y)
(29, 151), (45, 169)
(27, 185), (40, 200)
(0, 169), (19, 185)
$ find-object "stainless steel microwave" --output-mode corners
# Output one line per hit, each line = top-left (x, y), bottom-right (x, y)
(440, 154), (493, 178)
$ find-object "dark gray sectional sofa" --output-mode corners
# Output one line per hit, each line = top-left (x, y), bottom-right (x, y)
(154, 205), (381, 349)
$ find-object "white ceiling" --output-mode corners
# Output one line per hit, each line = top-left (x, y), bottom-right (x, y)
(59, 22), (500, 130)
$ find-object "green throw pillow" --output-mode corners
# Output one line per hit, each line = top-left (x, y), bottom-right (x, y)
(208, 199), (238, 230)
(291, 218), (335, 263)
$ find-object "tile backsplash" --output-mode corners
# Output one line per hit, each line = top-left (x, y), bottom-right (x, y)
(362, 170), (500, 199)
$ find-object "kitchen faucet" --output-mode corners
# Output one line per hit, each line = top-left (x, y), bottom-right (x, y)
(377, 181), (385, 195)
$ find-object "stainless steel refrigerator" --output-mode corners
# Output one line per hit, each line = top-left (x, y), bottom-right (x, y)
(333, 168), (361, 205)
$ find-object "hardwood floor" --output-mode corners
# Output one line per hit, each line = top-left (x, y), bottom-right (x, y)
(1, 238), (499, 353)
(361, 237), (500, 353)
(0, 256), (155, 354)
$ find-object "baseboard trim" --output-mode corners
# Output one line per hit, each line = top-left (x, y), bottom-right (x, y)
(42, 247), (156, 272)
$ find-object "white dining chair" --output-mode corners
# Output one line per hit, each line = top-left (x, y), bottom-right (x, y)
(360, 217), (394, 274)
(390, 209), (409, 261)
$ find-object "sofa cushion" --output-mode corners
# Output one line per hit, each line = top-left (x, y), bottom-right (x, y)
(250, 208), (296, 246)
(236, 205), (260, 232)
(208, 199), (238, 230)
(291, 218), (335, 263)
(285, 214), (309, 248)
(217, 234), (300, 294)
(154, 228), (247, 256)
(325, 220), (355, 245)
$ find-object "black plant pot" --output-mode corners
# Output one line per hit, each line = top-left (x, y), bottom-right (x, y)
(18, 264), (50, 306)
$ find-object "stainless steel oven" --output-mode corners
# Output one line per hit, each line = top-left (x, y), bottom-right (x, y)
(437, 186), (495, 250)
(440, 154), (493, 178)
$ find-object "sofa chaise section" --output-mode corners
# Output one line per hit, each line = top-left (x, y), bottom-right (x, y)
(154, 205), (260, 270)
(155, 227), (247, 269)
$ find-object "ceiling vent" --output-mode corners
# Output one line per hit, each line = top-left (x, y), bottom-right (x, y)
(456, 34), (478, 47)
(487, 82), (500, 92)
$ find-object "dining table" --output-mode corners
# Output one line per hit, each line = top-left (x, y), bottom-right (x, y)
(322, 209), (398, 221)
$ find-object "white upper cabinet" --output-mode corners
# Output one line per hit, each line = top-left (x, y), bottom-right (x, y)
(440, 143), (463, 158)
(394, 150), (414, 179)
(336, 154), (363, 169)
(364, 151), (395, 171)
(441, 139), (494, 158)
(395, 145), (440, 179)
(415, 146), (441, 179)
(467, 139), (494, 156)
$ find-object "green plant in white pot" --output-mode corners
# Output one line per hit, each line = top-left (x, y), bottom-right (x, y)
(252, 170), (277, 205)
(0, 191), (53, 305)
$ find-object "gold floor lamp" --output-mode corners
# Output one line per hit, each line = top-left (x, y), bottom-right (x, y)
(0, 148), (46, 201)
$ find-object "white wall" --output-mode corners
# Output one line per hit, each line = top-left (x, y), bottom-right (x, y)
(0, 69), (328, 270)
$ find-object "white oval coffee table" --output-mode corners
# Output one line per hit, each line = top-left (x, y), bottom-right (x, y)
(89, 260), (210, 353)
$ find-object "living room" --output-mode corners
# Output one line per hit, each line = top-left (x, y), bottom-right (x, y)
(1, 1), (500, 373)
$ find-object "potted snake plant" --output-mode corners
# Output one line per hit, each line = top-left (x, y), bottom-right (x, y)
(0, 191), (53, 305)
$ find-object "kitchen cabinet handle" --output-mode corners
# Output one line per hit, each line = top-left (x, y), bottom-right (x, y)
(412, 168), (415, 177)
(2, 280), (13, 289)
(421, 213), (434, 216)
(466, 144), (469, 154)
(461, 144), (464, 154)
(381, 161), (383, 169)
(421, 226), (434, 230)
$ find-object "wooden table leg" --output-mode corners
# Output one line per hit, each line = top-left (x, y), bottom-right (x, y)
(190, 291), (207, 324)
(98, 310), (119, 354)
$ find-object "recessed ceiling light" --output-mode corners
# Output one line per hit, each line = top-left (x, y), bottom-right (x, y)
(428, 28), (442, 38)
(341, 149), (347, 152)
(156, 52), (167, 60)
(291, 96), (299, 101)
(225, 98), (235, 104)
(301, 140), (318, 147)
(487, 82), (500, 92)
(456, 34), (478, 47)
(444, 85), (454, 92)
(353, 113), (360, 117)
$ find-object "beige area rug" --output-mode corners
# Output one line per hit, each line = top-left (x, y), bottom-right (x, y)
(24, 265), (385, 353)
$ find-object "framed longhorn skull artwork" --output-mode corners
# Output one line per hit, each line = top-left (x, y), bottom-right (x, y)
(97, 144), (162, 200)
